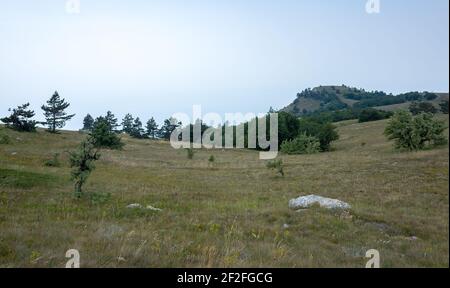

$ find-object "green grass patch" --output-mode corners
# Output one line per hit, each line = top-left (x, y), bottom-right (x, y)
(0, 168), (59, 189)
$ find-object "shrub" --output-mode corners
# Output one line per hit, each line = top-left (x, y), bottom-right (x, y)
(0, 133), (10, 144)
(440, 100), (449, 114)
(409, 102), (438, 115)
(69, 140), (101, 198)
(186, 147), (195, 159)
(208, 155), (215, 162)
(281, 133), (320, 155)
(266, 159), (284, 177)
(298, 119), (339, 151)
(384, 110), (447, 151)
(44, 153), (61, 167)
(358, 109), (393, 123)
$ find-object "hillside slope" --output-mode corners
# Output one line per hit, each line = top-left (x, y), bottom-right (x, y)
(281, 85), (449, 116)
(0, 116), (449, 267)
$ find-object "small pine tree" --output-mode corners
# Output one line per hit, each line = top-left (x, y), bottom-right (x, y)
(41, 91), (75, 133)
(89, 117), (124, 149)
(69, 139), (100, 198)
(130, 117), (145, 139)
(82, 114), (94, 131)
(145, 117), (158, 139)
(121, 113), (134, 134)
(1, 103), (38, 132)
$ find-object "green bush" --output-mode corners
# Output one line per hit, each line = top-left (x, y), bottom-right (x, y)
(281, 133), (320, 155)
(409, 102), (438, 115)
(358, 109), (393, 123)
(186, 148), (195, 159)
(89, 117), (124, 150)
(266, 159), (284, 177)
(0, 133), (10, 144)
(44, 153), (61, 167)
(298, 119), (339, 151)
(384, 110), (447, 151)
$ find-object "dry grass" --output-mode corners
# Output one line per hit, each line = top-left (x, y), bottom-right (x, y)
(0, 115), (448, 268)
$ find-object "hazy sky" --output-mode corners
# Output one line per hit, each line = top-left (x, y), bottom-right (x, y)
(0, 0), (448, 130)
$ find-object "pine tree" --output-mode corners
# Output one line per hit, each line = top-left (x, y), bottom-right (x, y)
(1, 103), (38, 132)
(41, 91), (75, 133)
(105, 111), (119, 132)
(130, 117), (145, 139)
(69, 139), (100, 198)
(145, 117), (158, 139)
(82, 114), (94, 131)
(121, 113), (134, 134)
(158, 117), (181, 140)
(90, 116), (124, 149)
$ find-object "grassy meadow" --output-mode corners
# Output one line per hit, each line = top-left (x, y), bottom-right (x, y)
(0, 115), (448, 268)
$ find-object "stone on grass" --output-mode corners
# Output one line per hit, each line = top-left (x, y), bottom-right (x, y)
(126, 203), (142, 209)
(126, 203), (162, 211)
(289, 195), (351, 210)
(146, 205), (163, 212)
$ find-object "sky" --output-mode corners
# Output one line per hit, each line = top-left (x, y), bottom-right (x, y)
(0, 0), (449, 130)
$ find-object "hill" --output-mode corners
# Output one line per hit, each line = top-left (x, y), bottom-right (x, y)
(281, 85), (449, 116)
(0, 115), (448, 267)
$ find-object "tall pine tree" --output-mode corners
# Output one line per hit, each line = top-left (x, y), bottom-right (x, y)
(105, 111), (119, 132)
(82, 114), (94, 131)
(145, 117), (158, 139)
(41, 91), (75, 133)
(130, 117), (145, 139)
(121, 113), (134, 134)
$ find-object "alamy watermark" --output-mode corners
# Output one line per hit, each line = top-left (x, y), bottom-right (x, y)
(366, 0), (381, 14)
(169, 105), (278, 160)
(66, 0), (81, 14)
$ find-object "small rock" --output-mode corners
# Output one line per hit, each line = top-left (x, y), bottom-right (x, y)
(126, 203), (142, 209)
(146, 205), (162, 211)
(117, 256), (126, 262)
(289, 195), (351, 210)
(11, 152), (17, 155)
(282, 224), (290, 229)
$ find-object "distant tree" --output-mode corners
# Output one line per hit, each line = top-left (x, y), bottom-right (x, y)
(277, 112), (301, 145)
(439, 100), (449, 114)
(89, 117), (124, 149)
(280, 133), (321, 155)
(298, 118), (339, 151)
(409, 102), (438, 115)
(69, 139), (100, 198)
(1, 103), (38, 132)
(145, 117), (158, 139)
(41, 91), (75, 133)
(384, 110), (447, 151)
(159, 117), (181, 140)
(358, 108), (393, 123)
(130, 117), (145, 139)
(121, 113), (134, 134)
(82, 114), (94, 131)
(105, 111), (119, 132)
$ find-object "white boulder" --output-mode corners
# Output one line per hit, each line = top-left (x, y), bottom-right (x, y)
(289, 195), (351, 210)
